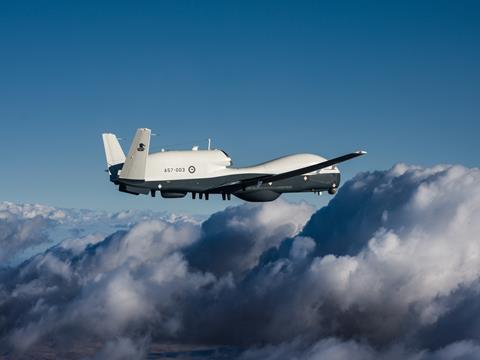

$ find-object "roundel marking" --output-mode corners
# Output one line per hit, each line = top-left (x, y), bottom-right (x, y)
(188, 166), (196, 174)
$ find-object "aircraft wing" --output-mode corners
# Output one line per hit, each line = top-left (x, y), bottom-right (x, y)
(207, 150), (367, 193)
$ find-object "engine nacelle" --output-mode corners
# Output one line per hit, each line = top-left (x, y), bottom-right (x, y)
(234, 190), (281, 202)
(119, 184), (149, 195)
(161, 191), (187, 198)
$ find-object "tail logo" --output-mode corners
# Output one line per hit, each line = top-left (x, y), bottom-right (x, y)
(137, 143), (146, 152)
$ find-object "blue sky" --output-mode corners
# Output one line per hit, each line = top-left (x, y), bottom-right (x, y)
(0, 1), (478, 214)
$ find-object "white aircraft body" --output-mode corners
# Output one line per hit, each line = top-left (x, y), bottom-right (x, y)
(102, 128), (366, 202)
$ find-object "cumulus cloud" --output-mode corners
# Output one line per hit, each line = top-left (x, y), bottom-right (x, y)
(1, 164), (480, 359)
(0, 202), (59, 263)
(186, 199), (314, 277)
(0, 202), (197, 265)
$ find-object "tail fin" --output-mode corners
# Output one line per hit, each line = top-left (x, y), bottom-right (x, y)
(102, 133), (126, 167)
(119, 128), (151, 180)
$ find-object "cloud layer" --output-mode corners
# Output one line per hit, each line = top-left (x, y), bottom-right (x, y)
(0, 202), (197, 265)
(0, 202), (62, 263)
(1, 164), (480, 359)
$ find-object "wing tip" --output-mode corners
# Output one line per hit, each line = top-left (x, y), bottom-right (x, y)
(356, 150), (367, 155)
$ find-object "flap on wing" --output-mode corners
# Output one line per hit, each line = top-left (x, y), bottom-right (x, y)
(207, 151), (366, 193)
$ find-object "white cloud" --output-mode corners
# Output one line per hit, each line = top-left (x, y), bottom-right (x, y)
(187, 199), (314, 277)
(1, 164), (480, 359)
(0, 201), (200, 265)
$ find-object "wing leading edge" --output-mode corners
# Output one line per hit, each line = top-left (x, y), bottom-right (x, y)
(207, 151), (367, 193)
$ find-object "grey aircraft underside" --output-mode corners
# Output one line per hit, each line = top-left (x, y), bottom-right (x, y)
(102, 128), (366, 202)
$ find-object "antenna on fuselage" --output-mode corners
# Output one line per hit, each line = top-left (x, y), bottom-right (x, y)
(208, 138), (211, 150)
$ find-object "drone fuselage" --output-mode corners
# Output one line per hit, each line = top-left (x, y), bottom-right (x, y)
(103, 128), (363, 202)
(111, 149), (339, 202)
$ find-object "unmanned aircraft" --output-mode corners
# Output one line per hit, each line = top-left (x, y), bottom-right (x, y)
(102, 128), (366, 202)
